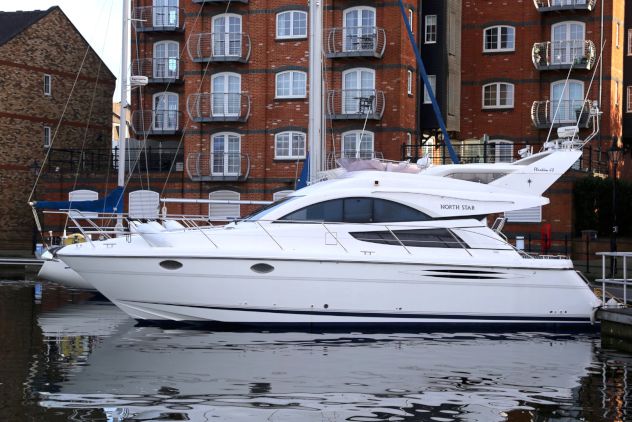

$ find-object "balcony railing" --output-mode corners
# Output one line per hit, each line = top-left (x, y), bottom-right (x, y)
(131, 110), (182, 135)
(187, 32), (251, 63)
(186, 152), (250, 182)
(326, 89), (385, 120)
(132, 58), (181, 83)
(326, 26), (386, 59)
(186, 93), (251, 122)
(533, 0), (596, 12)
(530, 99), (593, 129)
(532, 40), (596, 70)
(132, 6), (184, 32)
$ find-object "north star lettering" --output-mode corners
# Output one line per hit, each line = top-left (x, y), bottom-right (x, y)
(440, 204), (475, 211)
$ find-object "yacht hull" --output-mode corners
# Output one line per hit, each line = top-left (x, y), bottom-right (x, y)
(59, 254), (600, 327)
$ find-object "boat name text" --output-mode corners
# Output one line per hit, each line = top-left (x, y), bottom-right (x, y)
(440, 204), (475, 211)
(534, 167), (554, 173)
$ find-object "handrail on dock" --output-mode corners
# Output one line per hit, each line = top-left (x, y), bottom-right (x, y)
(596, 252), (632, 306)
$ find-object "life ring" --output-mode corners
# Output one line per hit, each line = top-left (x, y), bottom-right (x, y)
(63, 233), (86, 245)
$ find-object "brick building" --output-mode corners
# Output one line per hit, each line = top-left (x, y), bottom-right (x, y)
(129, 0), (423, 218)
(0, 7), (115, 255)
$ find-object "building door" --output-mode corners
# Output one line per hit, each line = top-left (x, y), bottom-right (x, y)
(343, 7), (376, 52)
(153, 93), (178, 131)
(552, 21), (584, 65)
(551, 80), (583, 122)
(153, 0), (178, 27)
(212, 14), (242, 58)
(342, 68), (375, 114)
(212, 73), (241, 117)
(212, 133), (241, 175)
(153, 41), (179, 78)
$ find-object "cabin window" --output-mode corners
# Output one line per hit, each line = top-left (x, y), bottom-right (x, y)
(279, 197), (432, 223)
(350, 228), (466, 248)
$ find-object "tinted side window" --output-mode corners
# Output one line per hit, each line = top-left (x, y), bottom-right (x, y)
(351, 229), (466, 248)
(373, 198), (430, 222)
(344, 198), (372, 223)
(281, 199), (343, 222)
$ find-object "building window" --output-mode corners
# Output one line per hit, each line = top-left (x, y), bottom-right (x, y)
(275, 131), (306, 159)
(615, 81), (619, 106)
(551, 80), (584, 122)
(209, 190), (240, 221)
(342, 130), (374, 159)
(343, 7), (376, 52)
(342, 68), (375, 114)
(627, 86), (632, 113)
(153, 41), (179, 78)
(212, 72), (241, 117)
(407, 70), (413, 95)
(616, 22), (620, 49)
(408, 9), (413, 29)
(276, 71), (307, 98)
(551, 21), (585, 65)
(425, 15), (437, 44)
(212, 14), (242, 58)
(489, 140), (514, 163)
(152, 92), (179, 130)
(212, 132), (241, 176)
(483, 26), (515, 52)
(482, 82), (514, 109)
(276, 10), (307, 39)
(423, 75), (436, 104)
(628, 29), (632, 56)
(43, 126), (51, 148)
(43, 74), (51, 96)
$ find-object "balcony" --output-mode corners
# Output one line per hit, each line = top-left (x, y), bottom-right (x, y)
(131, 58), (181, 83)
(326, 89), (385, 120)
(131, 110), (182, 135)
(187, 32), (251, 63)
(132, 6), (184, 32)
(186, 93), (251, 123)
(532, 40), (596, 70)
(530, 99), (593, 129)
(326, 27), (386, 59)
(533, 0), (596, 12)
(186, 152), (250, 182)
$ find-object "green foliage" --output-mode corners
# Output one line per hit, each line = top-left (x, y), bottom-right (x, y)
(574, 176), (632, 237)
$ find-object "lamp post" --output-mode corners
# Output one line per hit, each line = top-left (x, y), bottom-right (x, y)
(608, 137), (622, 276)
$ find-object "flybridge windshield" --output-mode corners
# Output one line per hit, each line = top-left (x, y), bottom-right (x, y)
(244, 196), (301, 221)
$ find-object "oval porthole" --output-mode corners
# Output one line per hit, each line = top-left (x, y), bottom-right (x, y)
(251, 263), (274, 274)
(160, 260), (183, 270)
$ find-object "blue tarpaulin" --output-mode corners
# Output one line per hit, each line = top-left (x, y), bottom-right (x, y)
(33, 187), (125, 213)
(295, 153), (309, 190)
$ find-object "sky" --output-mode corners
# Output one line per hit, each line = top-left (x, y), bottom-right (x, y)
(4, 0), (124, 99)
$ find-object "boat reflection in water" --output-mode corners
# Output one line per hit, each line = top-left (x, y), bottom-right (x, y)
(33, 302), (603, 421)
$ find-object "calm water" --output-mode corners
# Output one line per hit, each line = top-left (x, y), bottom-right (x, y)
(1, 279), (632, 421)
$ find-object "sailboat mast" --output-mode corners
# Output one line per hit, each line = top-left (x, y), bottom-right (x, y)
(118, 0), (129, 188)
(308, 0), (323, 183)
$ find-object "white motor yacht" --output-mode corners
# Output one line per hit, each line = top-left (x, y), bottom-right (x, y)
(56, 133), (601, 327)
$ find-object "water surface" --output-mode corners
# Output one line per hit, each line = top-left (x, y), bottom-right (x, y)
(1, 280), (631, 421)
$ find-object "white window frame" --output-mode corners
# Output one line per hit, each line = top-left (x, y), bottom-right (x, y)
(212, 72), (241, 117)
(550, 79), (584, 122)
(615, 81), (619, 106)
(407, 70), (413, 95)
(153, 40), (179, 78)
(423, 75), (436, 104)
(43, 74), (51, 96)
(211, 132), (241, 176)
(483, 25), (515, 53)
(152, 92), (179, 130)
(275, 131), (306, 159)
(341, 130), (374, 159)
(209, 190), (240, 221)
(627, 86), (632, 113)
(43, 126), (51, 148)
(343, 6), (377, 53)
(275, 71), (307, 99)
(276, 10), (307, 39)
(342, 68), (376, 114)
(424, 15), (437, 44)
(628, 29), (632, 56)
(551, 21), (585, 65)
(616, 22), (620, 49)
(482, 82), (514, 109)
(408, 9), (413, 30)
(153, 0), (179, 28)
(212, 14), (242, 58)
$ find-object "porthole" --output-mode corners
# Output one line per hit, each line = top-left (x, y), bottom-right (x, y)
(251, 263), (274, 274)
(160, 260), (183, 270)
